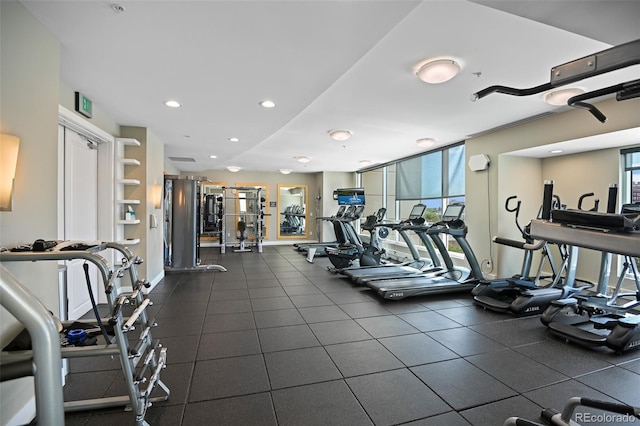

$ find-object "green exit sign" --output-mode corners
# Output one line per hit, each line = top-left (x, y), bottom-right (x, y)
(75, 91), (93, 118)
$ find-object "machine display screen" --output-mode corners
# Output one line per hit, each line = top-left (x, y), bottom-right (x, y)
(337, 188), (365, 205)
(442, 204), (465, 222)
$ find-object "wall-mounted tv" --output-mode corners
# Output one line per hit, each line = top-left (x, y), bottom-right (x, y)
(336, 188), (365, 206)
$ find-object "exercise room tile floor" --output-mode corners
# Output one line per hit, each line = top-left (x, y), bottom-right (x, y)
(61, 247), (640, 425)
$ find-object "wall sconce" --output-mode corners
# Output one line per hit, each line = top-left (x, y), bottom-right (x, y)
(152, 183), (163, 209)
(0, 134), (20, 211)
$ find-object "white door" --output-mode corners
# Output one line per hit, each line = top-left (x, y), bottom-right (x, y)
(62, 126), (100, 320)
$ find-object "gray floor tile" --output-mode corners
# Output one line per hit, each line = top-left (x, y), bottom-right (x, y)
(355, 315), (420, 338)
(202, 311), (256, 333)
(249, 286), (287, 298)
(309, 319), (373, 345)
(183, 393), (277, 426)
(253, 308), (306, 328)
(411, 358), (516, 410)
(398, 310), (464, 332)
(437, 305), (506, 326)
(265, 346), (342, 389)
(272, 380), (372, 426)
(576, 366), (640, 406)
(208, 288), (250, 301)
(298, 305), (350, 323)
(403, 411), (472, 426)
(427, 327), (506, 356)
(251, 296), (296, 311)
(379, 333), (459, 366)
(325, 339), (403, 377)
(469, 316), (548, 347)
(189, 355), (270, 401)
(346, 368), (450, 425)
(459, 395), (542, 426)
(338, 301), (392, 318)
(513, 339), (614, 377)
(206, 299), (252, 315)
(258, 324), (320, 352)
(466, 348), (570, 393)
(197, 329), (261, 360)
(290, 293), (335, 308)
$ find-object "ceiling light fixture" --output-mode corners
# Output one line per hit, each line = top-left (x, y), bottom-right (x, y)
(279, 169), (292, 175)
(328, 129), (352, 141)
(164, 100), (181, 108)
(416, 138), (436, 148)
(259, 100), (276, 108)
(209, 155), (217, 159)
(543, 88), (585, 106)
(295, 156), (311, 164)
(359, 160), (373, 167)
(416, 59), (460, 84)
(228, 137), (240, 142)
(549, 149), (564, 154)
(226, 166), (241, 172)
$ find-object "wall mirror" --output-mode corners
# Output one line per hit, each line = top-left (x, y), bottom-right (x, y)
(278, 184), (308, 239)
(200, 181), (225, 243)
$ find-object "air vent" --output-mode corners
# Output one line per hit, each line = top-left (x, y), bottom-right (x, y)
(169, 156), (196, 162)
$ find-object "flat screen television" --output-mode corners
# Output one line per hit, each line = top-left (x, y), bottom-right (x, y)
(336, 188), (365, 206)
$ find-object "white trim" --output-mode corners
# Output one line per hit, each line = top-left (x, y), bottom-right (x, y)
(58, 105), (114, 144)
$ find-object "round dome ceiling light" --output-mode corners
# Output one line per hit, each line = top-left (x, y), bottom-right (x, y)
(359, 160), (373, 167)
(416, 138), (436, 148)
(416, 59), (460, 84)
(295, 156), (312, 163)
(328, 129), (352, 141)
(226, 166), (241, 172)
(279, 169), (292, 174)
(228, 137), (240, 142)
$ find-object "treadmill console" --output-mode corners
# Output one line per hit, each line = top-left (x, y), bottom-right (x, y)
(442, 204), (465, 223)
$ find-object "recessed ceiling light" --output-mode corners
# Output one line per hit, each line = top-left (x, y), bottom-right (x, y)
(416, 138), (436, 148)
(549, 149), (564, 154)
(416, 59), (460, 84)
(328, 129), (352, 141)
(259, 100), (276, 108)
(279, 169), (292, 174)
(228, 137), (240, 142)
(295, 156), (311, 163)
(359, 160), (373, 167)
(226, 166), (241, 172)
(164, 100), (181, 108)
(209, 155), (217, 159)
(543, 88), (585, 106)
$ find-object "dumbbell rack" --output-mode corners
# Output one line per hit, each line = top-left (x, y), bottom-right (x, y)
(0, 241), (169, 426)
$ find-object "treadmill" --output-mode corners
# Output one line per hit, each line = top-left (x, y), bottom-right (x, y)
(341, 204), (438, 282)
(362, 204), (484, 300)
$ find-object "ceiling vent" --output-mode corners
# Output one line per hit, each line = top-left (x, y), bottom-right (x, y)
(169, 156), (196, 162)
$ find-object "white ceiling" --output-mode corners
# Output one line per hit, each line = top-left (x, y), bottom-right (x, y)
(21, 0), (640, 173)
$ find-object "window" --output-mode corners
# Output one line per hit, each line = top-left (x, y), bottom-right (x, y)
(622, 147), (640, 203)
(359, 142), (466, 255)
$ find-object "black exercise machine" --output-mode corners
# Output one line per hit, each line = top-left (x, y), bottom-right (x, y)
(473, 183), (598, 316)
(532, 183), (640, 352)
(360, 203), (483, 300)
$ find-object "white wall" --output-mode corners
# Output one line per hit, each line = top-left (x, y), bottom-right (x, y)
(0, 2), (60, 423)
